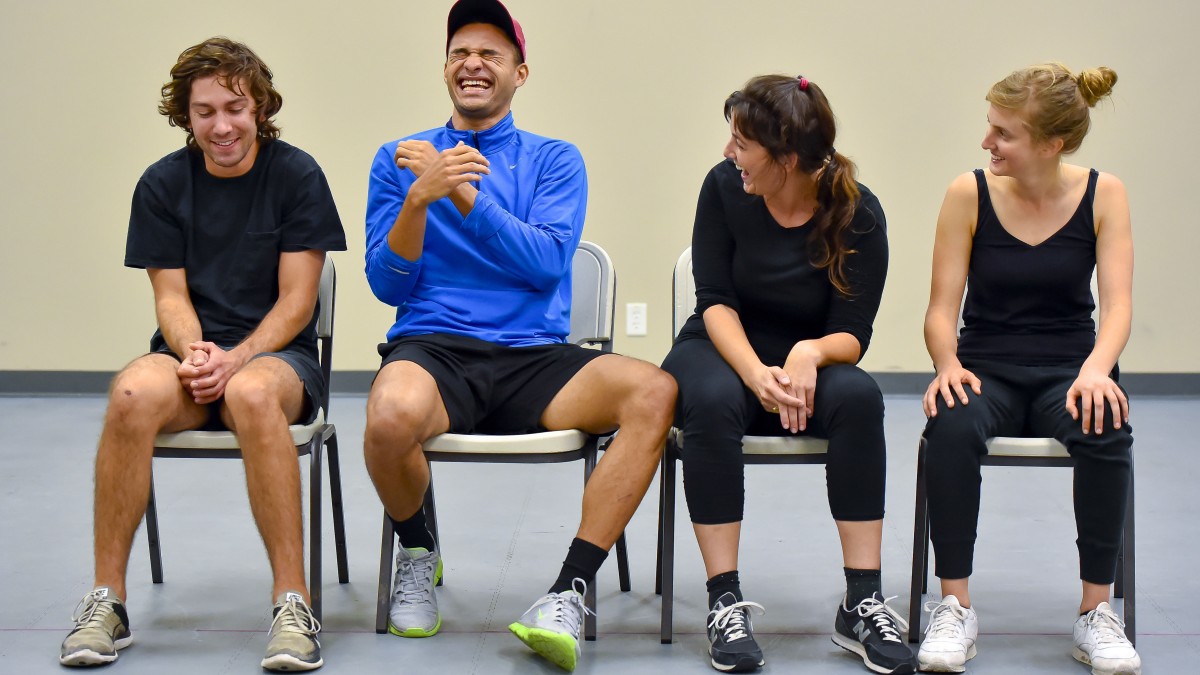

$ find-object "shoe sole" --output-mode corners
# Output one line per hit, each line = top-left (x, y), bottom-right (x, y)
(60, 635), (133, 666)
(508, 622), (578, 672)
(260, 653), (324, 672)
(710, 654), (765, 672)
(388, 557), (444, 638)
(831, 632), (917, 675)
(917, 644), (975, 673)
(388, 615), (442, 638)
(1071, 648), (1142, 675)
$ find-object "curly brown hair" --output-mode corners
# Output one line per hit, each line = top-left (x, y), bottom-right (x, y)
(724, 74), (863, 297)
(158, 37), (283, 148)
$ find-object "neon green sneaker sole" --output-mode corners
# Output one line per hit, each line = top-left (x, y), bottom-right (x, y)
(388, 615), (442, 638)
(508, 622), (578, 672)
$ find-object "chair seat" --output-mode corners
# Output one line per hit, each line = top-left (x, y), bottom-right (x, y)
(986, 436), (1068, 457)
(153, 409), (326, 449)
(425, 429), (588, 454)
(669, 428), (828, 456)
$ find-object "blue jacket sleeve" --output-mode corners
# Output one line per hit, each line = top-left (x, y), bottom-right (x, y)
(364, 144), (422, 306)
(459, 143), (587, 291)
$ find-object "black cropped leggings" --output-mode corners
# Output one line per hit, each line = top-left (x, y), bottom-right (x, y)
(922, 359), (1133, 585)
(661, 336), (887, 525)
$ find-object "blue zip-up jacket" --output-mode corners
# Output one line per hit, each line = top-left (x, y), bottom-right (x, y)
(365, 113), (588, 346)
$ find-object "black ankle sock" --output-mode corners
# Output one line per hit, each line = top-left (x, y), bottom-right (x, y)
(844, 568), (882, 608)
(391, 509), (436, 552)
(549, 538), (609, 594)
(706, 570), (743, 608)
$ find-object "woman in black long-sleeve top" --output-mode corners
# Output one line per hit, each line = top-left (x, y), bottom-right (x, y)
(661, 74), (916, 675)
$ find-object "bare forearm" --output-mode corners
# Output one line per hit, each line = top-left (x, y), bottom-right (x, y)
(793, 333), (860, 368)
(156, 297), (203, 360)
(924, 312), (962, 372)
(387, 196), (432, 262)
(1082, 305), (1131, 376)
(230, 292), (314, 364)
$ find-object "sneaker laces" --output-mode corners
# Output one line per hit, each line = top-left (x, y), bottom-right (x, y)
(708, 600), (766, 643)
(850, 595), (908, 643)
(923, 599), (969, 639)
(545, 578), (595, 637)
(270, 595), (321, 637)
(394, 550), (437, 605)
(1082, 605), (1129, 646)
(70, 589), (115, 628)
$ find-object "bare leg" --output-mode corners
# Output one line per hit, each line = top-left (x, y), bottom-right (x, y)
(1080, 581), (1110, 613)
(363, 361), (450, 523)
(836, 519), (884, 570)
(939, 578), (971, 607)
(540, 354), (675, 548)
(94, 355), (209, 601)
(693, 522), (742, 579)
(220, 357), (307, 602)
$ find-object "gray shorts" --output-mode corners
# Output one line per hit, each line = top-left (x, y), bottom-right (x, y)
(153, 343), (325, 430)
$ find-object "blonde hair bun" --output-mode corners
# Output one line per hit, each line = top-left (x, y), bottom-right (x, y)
(1074, 66), (1118, 107)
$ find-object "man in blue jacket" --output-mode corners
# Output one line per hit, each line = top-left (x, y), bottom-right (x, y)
(363, 1), (674, 671)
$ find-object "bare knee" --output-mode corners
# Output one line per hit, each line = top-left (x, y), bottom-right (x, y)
(619, 366), (676, 433)
(104, 361), (182, 431)
(364, 388), (435, 464)
(223, 372), (284, 426)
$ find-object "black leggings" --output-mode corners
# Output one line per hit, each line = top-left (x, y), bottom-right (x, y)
(661, 336), (887, 525)
(922, 360), (1133, 584)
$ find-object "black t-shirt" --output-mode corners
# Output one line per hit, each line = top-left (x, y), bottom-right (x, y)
(124, 140), (347, 356)
(677, 159), (888, 366)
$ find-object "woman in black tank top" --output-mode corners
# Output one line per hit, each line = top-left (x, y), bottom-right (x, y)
(916, 64), (1140, 674)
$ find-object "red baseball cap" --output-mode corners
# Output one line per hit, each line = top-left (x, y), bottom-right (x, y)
(446, 0), (526, 61)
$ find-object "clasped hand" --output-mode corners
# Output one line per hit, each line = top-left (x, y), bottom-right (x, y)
(176, 342), (244, 405)
(394, 140), (490, 204)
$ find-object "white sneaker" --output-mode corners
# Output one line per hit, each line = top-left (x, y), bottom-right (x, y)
(1072, 602), (1141, 675)
(917, 595), (977, 673)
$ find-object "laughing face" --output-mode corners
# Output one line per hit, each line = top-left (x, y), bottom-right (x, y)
(981, 103), (1055, 177)
(187, 75), (261, 178)
(444, 23), (528, 131)
(723, 115), (788, 197)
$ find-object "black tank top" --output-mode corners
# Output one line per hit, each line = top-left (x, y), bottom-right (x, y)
(956, 168), (1098, 367)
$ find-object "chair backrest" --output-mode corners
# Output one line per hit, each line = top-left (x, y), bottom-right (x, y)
(569, 241), (616, 351)
(316, 257), (336, 412)
(672, 247), (695, 339)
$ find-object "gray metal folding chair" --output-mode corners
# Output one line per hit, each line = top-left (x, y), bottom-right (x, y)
(908, 435), (1135, 644)
(655, 246), (828, 643)
(144, 257), (348, 621)
(374, 241), (630, 640)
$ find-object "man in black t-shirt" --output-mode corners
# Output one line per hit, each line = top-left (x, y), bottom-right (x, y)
(59, 38), (345, 672)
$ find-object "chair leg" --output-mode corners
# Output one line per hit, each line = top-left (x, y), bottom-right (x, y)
(581, 443), (599, 640)
(655, 447), (666, 596)
(146, 476), (164, 584)
(309, 439), (323, 622)
(659, 448), (676, 644)
(422, 471), (443, 587)
(1122, 455), (1136, 646)
(326, 429), (349, 584)
(615, 532), (631, 593)
(376, 511), (395, 634)
(908, 438), (930, 643)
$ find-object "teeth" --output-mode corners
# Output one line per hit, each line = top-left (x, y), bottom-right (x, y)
(462, 79), (488, 88)
(216, 140), (234, 147)
(734, 163), (744, 171)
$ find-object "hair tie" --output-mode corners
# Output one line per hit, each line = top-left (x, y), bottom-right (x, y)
(829, 147), (837, 158)
(797, 75), (809, 91)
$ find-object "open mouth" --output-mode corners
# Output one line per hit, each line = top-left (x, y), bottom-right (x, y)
(459, 78), (491, 92)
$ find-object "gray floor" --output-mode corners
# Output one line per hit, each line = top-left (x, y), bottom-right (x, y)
(1, 394), (1196, 674)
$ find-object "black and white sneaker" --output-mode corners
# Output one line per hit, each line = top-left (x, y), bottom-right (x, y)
(832, 592), (917, 674)
(706, 592), (765, 672)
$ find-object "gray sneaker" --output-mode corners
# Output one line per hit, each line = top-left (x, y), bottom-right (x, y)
(508, 578), (591, 672)
(388, 546), (442, 637)
(261, 591), (323, 671)
(60, 587), (133, 666)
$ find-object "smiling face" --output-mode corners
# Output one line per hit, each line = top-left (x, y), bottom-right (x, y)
(723, 115), (789, 197)
(188, 75), (261, 177)
(981, 103), (1060, 176)
(444, 23), (528, 131)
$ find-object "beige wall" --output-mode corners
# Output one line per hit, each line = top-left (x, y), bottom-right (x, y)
(1, 0), (1195, 375)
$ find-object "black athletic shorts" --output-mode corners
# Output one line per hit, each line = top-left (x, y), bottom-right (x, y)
(376, 333), (606, 434)
(153, 344), (325, 430)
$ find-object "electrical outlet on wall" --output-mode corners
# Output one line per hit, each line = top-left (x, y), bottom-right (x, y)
(626, 302), (648, 336)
